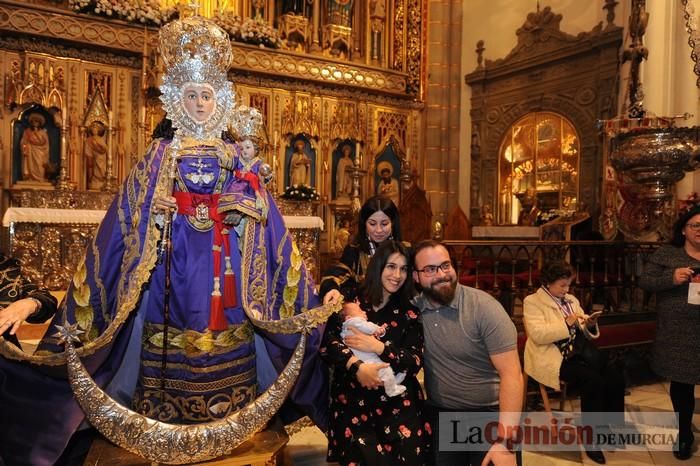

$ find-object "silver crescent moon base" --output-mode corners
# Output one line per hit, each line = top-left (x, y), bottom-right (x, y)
(63, 329), (307, 464)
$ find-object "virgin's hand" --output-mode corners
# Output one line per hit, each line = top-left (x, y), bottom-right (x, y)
(356, 362), (389, 389)
(0, 299), (38, 336)
(344, 327), (384, 354)
(323, 289), (342, 305)
(153, 196), (177, 213)
(224, 212), (242, 226)
(673, 267), (695, 285)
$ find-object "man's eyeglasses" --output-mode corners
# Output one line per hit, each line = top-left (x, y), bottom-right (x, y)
(687, 222), (700, 231)
(415, 261), (453, 276)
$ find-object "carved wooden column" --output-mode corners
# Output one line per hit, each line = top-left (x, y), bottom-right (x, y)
(311, 0), (321, 51)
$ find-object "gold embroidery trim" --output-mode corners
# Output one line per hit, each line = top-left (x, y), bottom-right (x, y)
(135, 385), (256, 422)
(0, 140), (174, 365)
(139, 354), (255, 374)
(245, 300), (340, 334)
(142, 322), (254, 357)
(141, 367), (256, 393)
(238, 209), (341, 333)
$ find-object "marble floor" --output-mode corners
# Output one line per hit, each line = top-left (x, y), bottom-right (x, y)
(283, 382), (700, 466)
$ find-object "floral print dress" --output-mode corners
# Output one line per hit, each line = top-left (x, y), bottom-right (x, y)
(321, 294), (430, 465)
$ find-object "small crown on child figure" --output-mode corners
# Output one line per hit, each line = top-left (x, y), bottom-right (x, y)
(230, 106), (264, 142)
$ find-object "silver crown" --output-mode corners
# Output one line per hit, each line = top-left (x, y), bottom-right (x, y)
(159, 14), (232, 75)
(158, 14), (236, 141)
(229, 106), (264, 142)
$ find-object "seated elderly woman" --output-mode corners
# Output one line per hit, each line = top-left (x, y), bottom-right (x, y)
(523, 261), (625, 465)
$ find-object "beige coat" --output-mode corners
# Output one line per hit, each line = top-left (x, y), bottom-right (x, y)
(523, 288), (586, 390)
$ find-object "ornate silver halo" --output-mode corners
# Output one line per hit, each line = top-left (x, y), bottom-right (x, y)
(158, 14), (237, 141)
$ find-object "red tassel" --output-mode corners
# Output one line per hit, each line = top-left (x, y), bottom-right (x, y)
(223, 271), (237, 308)
(209, 294), (228, 331)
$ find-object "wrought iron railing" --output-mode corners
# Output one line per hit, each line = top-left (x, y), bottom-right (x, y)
(442, 240), (661, 322)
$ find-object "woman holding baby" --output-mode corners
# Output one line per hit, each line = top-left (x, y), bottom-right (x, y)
(321, 240), (429, 465)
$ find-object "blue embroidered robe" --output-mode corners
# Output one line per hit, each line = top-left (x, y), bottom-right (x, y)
(0, 138), (328, 466)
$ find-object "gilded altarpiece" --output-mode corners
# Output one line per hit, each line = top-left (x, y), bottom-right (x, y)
(464, 6), (622, 227)
(235, 82), (422, 256)
(0, 2), (148, 286)
(0, 0), (426, 287)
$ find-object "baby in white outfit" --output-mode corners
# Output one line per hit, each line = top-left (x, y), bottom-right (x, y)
(341, 304), (406, 397)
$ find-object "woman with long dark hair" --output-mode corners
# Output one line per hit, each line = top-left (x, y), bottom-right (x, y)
(321, 195), (401, 303)
(321, 240), (428, 465)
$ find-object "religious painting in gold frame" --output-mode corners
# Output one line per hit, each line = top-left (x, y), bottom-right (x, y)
(498, 112), (580, 225)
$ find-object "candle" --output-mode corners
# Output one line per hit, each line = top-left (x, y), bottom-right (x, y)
(356, 141), (361, 165)
(273, 130), (278, 143)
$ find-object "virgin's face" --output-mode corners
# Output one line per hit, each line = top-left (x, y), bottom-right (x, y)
(182, 84), (216, 123)
(381, 252), (408, 297)
(546, 277), (573, 299)
(240, 139), (256, 162)
(366, 210), (392, 243)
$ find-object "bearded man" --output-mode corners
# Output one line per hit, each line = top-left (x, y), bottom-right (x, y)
(412, 240), (523, 466)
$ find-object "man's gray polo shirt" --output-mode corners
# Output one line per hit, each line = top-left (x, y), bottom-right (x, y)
(415, 283), (517, 409)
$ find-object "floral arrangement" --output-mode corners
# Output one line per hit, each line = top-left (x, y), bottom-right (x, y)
(281, 184), (320, 202)
(67, 0), (172, 26)
(214, 13), (283, 48)
(66, 3), (282, 48)
(678, 192), (700, 216)
(536, 207), (578, 225)
(536, 209), (559, 225)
